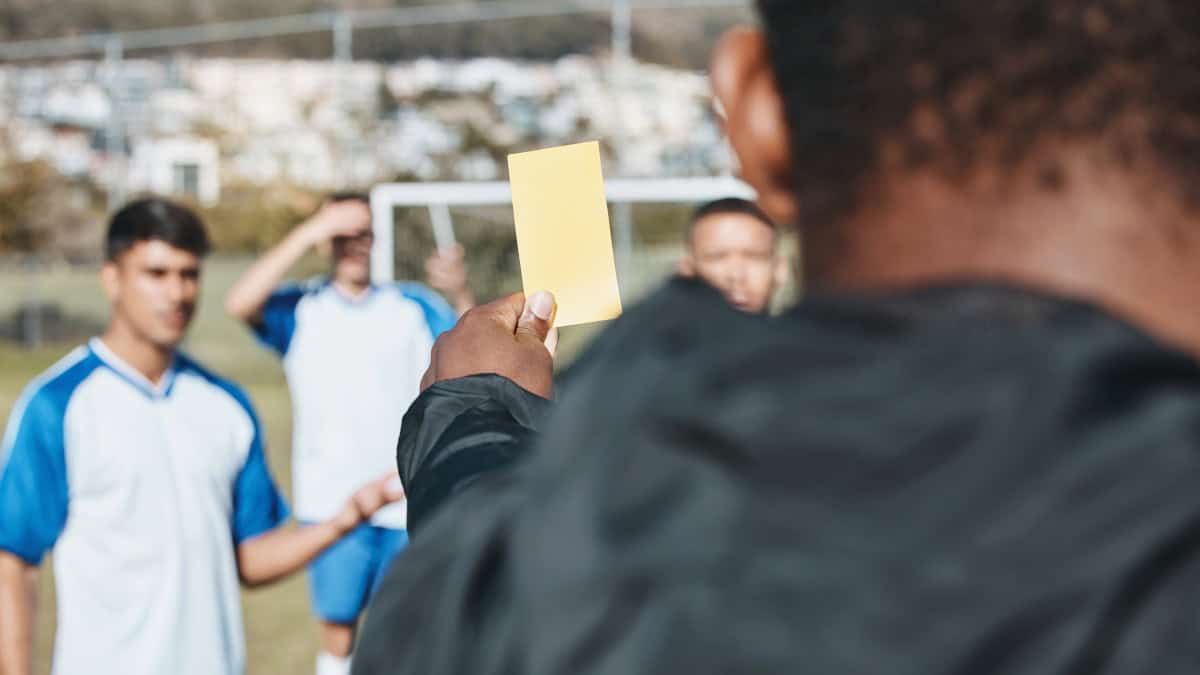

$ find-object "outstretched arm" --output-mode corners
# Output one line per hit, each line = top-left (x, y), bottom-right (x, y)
(0, 551), (38, 675)
(425, 244), (476, 315)
(235, 473), (405, 587)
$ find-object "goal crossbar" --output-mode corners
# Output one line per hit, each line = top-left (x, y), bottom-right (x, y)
(369, 176), (755, 283)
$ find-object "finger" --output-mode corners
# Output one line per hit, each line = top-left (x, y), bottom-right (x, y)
(544, 327), (560, 357)
(348, 201), (372, 220)
(350, 493), (370, 519)
(363, 484), (388, 508)
(358, 493), (383, 516)
(333, 223), (368, 241)
(427, 245), (461, 265)
(385, 478), (406, 501)
(473, 292), (527, 331)
(420, 348), (437, 390)
(516, 290), (556, 343)
(421, 337), (439, 389)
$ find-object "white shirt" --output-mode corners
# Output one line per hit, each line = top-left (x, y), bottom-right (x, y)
(0, 339), (288, 675)
(253, 281), (456, 529)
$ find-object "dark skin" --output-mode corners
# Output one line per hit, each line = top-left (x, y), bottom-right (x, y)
(421, 291), (557, 398)
(424, 26), (1200, 396)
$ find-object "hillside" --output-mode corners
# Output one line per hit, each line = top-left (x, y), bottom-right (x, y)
(0, 0), (753, 68)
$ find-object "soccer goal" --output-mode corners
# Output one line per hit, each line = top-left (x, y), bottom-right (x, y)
(368, 176), (756, 290)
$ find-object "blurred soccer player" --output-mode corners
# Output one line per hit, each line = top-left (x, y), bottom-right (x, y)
(224, 193), (472, 675)
(0, 198), (403, 675)
(678, 197), (786, 313)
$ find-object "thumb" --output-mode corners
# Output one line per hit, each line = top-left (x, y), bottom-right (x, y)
(383, 474), (406, 501)
(516, 290), (556, 343)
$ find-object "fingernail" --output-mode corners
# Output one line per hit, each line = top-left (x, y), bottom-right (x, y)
(530, 291), (555, 321)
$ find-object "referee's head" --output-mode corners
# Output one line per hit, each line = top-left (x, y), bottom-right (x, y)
(709, 0), (1200, 349)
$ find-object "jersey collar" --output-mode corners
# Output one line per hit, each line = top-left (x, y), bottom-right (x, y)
(328, 280), (378, 306)
(88, 338), (179, 400)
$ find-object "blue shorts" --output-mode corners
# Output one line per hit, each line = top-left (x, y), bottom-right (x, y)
(306, 523), (409, 624)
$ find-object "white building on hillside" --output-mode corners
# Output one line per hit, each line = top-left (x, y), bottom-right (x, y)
(129, 137), (220, 205)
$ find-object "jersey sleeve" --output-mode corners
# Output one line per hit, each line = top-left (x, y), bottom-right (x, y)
(0, 388), (71, 564)
(397, 283), (459, 339)
(231, 409), (290, 544)
(251, 285), (306, 355)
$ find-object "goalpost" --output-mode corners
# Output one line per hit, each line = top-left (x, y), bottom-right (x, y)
(368, 176), (756, 285)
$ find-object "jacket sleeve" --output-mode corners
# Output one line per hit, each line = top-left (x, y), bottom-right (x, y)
(355, 279), (727, 675)
(353, 374), (554, 675)
(397, 373), (552, 534)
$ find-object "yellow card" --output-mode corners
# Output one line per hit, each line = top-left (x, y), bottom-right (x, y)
(508, 141), (623, 327)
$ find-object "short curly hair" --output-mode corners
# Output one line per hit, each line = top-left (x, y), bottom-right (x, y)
(756, 1), (1200, 230)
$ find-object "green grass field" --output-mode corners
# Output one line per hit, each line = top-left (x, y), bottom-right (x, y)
(0, 253), (671, 673)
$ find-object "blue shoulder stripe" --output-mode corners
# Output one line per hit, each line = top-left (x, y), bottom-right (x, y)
(252, 281), (321, 356)
(0, 347), (102, 564)
(395, 283), (458, 339)
(1, 347), (98, 472)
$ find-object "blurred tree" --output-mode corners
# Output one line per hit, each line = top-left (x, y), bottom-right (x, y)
(195, 180), (322, 253)
(0, 157), (105, 257)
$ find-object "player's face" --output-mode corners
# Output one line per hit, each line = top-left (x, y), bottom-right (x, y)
(683, 213), (780, 314)
(102, 240), (202, 350)
(333, 230), (373, 286)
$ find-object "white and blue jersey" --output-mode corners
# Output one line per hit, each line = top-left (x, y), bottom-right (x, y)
(0, 339), (288, 675)
(253, 280), (456, 530)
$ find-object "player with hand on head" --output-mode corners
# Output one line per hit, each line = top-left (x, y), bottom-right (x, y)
(225, 193), (472, 675)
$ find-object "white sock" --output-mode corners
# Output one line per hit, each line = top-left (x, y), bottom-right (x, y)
(316, 651), (351, 675)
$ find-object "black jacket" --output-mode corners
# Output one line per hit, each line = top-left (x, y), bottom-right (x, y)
(354, 278), (1200, 674)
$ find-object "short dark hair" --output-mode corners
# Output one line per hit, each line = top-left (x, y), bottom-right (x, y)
(686, 198), (776, 245)
(329, 192), (370, 206)
(756, 0), (1200, 229)
(105, 198), (211, 262)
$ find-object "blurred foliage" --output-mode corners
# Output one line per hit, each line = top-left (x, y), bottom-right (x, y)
(193, 181), (322, 253)
(0, 161), (326, 260)
(631, 202), (693, 246)
(0, 156), (106, 257)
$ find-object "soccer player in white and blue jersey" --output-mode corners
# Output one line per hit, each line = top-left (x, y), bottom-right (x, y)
(225, 193), (472, 675)
(0, 199), (404, 675)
